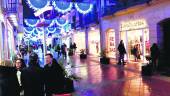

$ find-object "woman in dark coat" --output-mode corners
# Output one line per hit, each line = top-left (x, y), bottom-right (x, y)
(118, 40), (126, 65)
(21, 53), (44, 96)
(0, 60), (20, 96)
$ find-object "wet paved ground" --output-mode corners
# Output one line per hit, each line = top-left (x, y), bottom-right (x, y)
(64, 55), (170, 96)
(34, 49), (170, 96)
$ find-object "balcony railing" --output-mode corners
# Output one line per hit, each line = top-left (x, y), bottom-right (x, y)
(1, 0), (18, 13)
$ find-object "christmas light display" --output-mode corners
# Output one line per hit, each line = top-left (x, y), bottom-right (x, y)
(52, 1), (73, 14)
(24, 19), (40, 27)
(74, 3), (93, 14)
(26, 0), (50, 11)
(55, 18), (69, 27)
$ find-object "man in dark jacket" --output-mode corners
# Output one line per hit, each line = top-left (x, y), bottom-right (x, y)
(21, 53), (44, 96)
(44, 53), (66, 96)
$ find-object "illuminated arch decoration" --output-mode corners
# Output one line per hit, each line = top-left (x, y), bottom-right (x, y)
(24, 19), (40, 27)
(55, 18), (68, 27)
(24, 33), (31, 39)
(31, 32), (38, 37)
(26, 0), (50, 11)
(47, 27), (57, 33)
(52, 1), (73, 13)
(23, 27), (35, 34)
(45, 19), (55, 27)
(35, 27), (44, 34)
(74, 3), (93, 14)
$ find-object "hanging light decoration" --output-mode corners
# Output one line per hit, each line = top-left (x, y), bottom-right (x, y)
(26, 0), (50, 11)
(47, 27), (57, 33)
(35, 27), (44, 33)
(52, 1), (73, 14)
(24, 19), (40, 27)
(55, 18), (68, 27)
(23, 27), (35, 34)
(47, 19), (56, 27)
(74, 3), (93, 14)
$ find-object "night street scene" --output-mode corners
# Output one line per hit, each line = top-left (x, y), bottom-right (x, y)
(1, 0), (170, 96)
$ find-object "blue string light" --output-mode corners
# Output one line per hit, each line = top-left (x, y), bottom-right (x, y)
(75, 3), (93, 14)
(35, 27), (44, 33)
(47, 27), (57, 33)
(23, 27), (35, 34)
(26, 0), (50, 11)
(24, 19), (40, 27)
(55, 18), (68, 27)
(52, 1), (73, 14)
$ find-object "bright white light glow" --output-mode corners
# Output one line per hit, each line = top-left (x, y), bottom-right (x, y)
(34, 6), (53, 16)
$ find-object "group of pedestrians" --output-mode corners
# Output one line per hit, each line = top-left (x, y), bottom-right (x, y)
(0, 52), (73, 96)
(117, 40), (160, 72)
(54, 43), (77, 59)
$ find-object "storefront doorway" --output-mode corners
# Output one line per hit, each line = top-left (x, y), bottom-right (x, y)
(120, 19), (149, 62)
(121, 29), (149, 62)
(73, 32), (86, 53)
(88, 28), (101, 56)
(158, 18), (170, 67)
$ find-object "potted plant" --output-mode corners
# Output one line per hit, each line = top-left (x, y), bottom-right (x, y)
(100, 49), (110, 64)
(80, 49), (87, 59)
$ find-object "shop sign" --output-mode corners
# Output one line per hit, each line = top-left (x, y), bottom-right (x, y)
(107, 31), (116, 58)
(120, 19), (147, 31)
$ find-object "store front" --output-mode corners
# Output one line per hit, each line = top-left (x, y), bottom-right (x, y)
(0, 20), (5, 62)
(73, 31), (86, 53)
(88, 28), (101, 56)
(106, 29), (116, 58)
(120, 19), (150, 62)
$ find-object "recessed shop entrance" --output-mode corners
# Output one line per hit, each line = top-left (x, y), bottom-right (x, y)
(158, 18), (170, 67)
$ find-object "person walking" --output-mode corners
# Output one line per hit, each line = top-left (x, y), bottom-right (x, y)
(117, 40), (126, 65)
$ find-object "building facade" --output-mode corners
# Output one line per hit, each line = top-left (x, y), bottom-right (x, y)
(101, 0), (170, 63)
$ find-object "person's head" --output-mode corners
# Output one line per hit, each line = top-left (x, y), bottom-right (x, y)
(120, 40), (124, 44)
(152, 43), (158, 47)
(45, 53), (53, 65)
(15, 58), (26, 70)
(29, 53), (39, 67)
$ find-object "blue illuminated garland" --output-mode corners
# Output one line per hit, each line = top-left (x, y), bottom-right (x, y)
(26, 0), (50, 11)
(24, 19), (40, 27)
(48, 19), (56, 27)
(47, 27), (57, 33)
(55, 18), (68, 27)
(35, 27), (44, 33)
(52, 1), (73, 13)
(23, 27), (35, 34)
(75, 3), (93, 14)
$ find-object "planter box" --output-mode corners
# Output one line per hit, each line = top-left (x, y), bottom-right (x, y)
(100, 57), (110, 64)
(80, 54), (87, 59)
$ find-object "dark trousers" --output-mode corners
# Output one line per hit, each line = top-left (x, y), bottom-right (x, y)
(118, 54), (125, 64)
